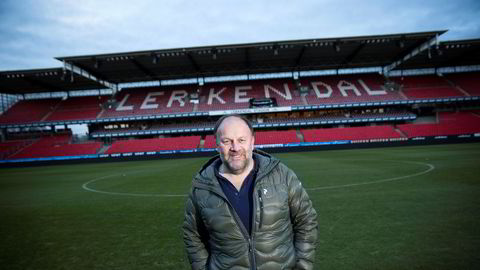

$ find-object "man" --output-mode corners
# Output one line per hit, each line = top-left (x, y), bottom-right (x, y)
(183, 115), (318, 270)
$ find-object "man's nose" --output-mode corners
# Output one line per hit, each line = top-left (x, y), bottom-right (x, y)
(230, 141), (240, 151)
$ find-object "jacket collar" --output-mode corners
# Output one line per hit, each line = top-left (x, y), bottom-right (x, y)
(193, 149), (280, 190)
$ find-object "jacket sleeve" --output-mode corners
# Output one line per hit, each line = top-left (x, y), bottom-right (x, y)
(287, 168), (318, 270)
(183, 189), (210, 270)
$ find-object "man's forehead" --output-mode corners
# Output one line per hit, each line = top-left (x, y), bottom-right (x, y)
(217, 116), (252, 136)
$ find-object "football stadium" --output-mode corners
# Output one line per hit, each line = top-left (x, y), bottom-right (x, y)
(1, 30), (480, 269)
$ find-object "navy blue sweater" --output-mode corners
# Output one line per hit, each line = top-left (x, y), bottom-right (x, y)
(215, 158), (258, 235)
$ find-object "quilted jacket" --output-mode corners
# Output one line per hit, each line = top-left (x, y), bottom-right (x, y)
(183, 150), (318, 270)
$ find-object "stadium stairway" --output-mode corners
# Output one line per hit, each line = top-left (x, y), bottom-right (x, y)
(296, 129), (305, 142)
(96, 108), (106, 119)
(393, 126), (408, 138)
(397, 88), (409, 100)
(443, 77), (471, 96)
(198, 135), (206, 148)
(412, 115), (437, 124)
(300, 95), (308, 106)
(40, 101), (62, 122)
(97, 144), (110, 154)
(445, 78), (470, 97)
(2, 139), (36, 159)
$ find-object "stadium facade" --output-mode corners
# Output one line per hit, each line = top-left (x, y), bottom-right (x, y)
(1, 30), (480, 165)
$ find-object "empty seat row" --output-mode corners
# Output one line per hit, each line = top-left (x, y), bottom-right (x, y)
(302, 125), (402, 142)
(9, 135), (102, 159)
(4, 73), (478, 125)
(105, 136), (201, 154)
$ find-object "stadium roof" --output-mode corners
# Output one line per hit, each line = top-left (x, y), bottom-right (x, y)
(56, 30), (446, 84)
(395, 38), (480, 69)
(0, 68), (106, 95)
(4, 30), (480, 96)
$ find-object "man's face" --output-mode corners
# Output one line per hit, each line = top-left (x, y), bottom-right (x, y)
(216, 117), (255, 175)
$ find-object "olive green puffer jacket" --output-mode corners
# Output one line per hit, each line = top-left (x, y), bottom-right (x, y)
(183, 150), (318, 270)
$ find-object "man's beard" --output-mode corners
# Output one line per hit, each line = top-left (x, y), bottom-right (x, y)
(222, 151), (251, 175)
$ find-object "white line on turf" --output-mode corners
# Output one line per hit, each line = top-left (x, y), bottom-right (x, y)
(82, 160), (435, 197)
(82, 174), (187, 197)
(306, 160), (435, 191)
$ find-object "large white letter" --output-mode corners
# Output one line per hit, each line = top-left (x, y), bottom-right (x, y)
(311, 81), (333, 98)
(140, 91), (164, 109)
(264, 84), (292, 100)
(167, 90), (187, 107)
(116, 94), (133, 111)
(235, 86), (252, 103)
(358, 79), (386, 96)
(207, 87), (226, 105)
(338, 80), (361, 97)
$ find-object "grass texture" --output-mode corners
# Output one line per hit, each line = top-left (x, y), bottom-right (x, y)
(1, 143), (479, 269)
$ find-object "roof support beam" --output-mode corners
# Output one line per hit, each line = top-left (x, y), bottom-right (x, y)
(130, 58), (157, 80)
(342, 43), (365, 64)
(244, 48), (251, 69)
(295, 45), (306, 66)
(384, 34), (439, 75)
(187, 53), (200, 72)
(63, 61), (118, 93)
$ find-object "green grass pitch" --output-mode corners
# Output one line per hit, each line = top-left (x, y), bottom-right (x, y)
(1, 143), (479, 269)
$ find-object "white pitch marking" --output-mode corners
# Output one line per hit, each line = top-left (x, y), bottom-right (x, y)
(306, 160), (435, 191)
(82, 160), (435, 197)
(82, 174), (187, 197)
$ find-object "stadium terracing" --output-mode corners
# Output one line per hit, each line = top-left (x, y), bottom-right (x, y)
(1, 30), (480, 164)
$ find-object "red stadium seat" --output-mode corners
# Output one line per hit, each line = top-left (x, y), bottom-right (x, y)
(0, 99), (61, 124)
(398, 111), (480, 137)
(0, 140), (33, 159)
(302, 74), (404, 105)
(391, 75), (466, 99)
(203, 135), (217, 148)
(445, 72), (480, 96)
(9, 134), (102, 159)
(106, 136), (201, 154)
(46, 96), (107, 121)
(254, 130), (300, 145)
(4, 74), (475, 126)
(302, 125), (403, 142)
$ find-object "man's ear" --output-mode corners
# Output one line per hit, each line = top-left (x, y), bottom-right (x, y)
(215, 136), (220, 152)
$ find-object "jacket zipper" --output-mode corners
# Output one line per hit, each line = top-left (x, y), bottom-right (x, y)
(257, 189), (264, 230)
(249, 188), (257, 270)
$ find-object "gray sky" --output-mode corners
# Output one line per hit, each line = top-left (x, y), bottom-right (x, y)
(1, 0), (479, 71)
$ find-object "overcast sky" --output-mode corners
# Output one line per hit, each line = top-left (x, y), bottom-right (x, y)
(1, 0), (479, 72)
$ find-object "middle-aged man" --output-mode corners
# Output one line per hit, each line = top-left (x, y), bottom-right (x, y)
(183, 115), (318, 270)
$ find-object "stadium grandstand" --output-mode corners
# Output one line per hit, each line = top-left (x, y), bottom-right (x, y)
(1, 30), (480, 164)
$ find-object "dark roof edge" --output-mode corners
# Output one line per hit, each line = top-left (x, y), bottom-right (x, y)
(440, 38), (480, 44)
(0, 67), (64, 75)
(56, 30), (448, 61)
